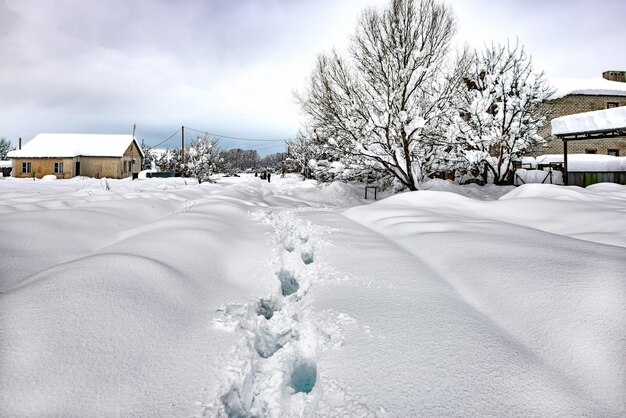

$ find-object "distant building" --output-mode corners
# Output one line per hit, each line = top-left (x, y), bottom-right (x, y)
(603, 70), (626, 83)
(7, 133), (144, 179)
(530, 72), (626, 157)
(0, 160), (11, 177)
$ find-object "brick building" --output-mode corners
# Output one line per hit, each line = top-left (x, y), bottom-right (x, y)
(530, 74), (626, 157)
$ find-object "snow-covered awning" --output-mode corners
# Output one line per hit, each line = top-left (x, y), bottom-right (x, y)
(551, 106), (626, 140)
(7, 133), (144, 159)
(550, 106), (626, 185)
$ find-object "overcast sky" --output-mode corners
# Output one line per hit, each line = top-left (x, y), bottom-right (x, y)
(1, 0), (624, 154)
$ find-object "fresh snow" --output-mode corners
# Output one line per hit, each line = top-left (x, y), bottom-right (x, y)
(549, 77), (626, 99)
(551, 105), (626, 136)
(6, 133), (143, 158)
(513, 168), (563, 185)
(525, 154), (626, 172)
(0, 175), (624, 416)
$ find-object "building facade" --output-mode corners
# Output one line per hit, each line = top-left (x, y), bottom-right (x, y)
(529, 74), (626, 157)
(8, 134), (144, 179)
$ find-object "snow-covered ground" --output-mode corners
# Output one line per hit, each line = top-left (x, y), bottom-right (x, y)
(1, 175), (624, 417)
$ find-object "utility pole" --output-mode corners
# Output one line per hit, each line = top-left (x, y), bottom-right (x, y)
(131, 124), (136, 178)
(180, 126), (185, 177)
(181, 126), (185, 161)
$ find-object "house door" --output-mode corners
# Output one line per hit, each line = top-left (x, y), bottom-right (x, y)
(75, 161), (80, 176)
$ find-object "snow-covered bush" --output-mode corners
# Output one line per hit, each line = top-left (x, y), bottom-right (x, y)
(156, 148), (182, 173)
(184, 134), (223, 184)
(140, 139), (158, 171)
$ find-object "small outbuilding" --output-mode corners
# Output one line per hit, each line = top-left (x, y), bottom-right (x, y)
(7, 133), (144, 179)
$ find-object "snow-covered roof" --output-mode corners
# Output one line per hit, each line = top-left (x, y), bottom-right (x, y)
(7, 134), (144, 159)
(550, 77), (626, 99)
(529, 154), (626, 172)
(551, 106), (626, 136)
(0, 160), (11, 168)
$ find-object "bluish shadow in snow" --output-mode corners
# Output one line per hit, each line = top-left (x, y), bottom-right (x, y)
(254, 325), (294, 359)
(257, 297), (278, 320)
(221, 388), (247, 418)
(277, 270), (299, 296)
(290, 359), (317, 394)
(300, 250), (314, 265)
(284, 240), (295, 252)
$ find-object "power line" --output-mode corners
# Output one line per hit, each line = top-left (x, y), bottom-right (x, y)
(150, 128), (182, 148)
(185, 126), (287, 142)
(245, 142), (285, 151)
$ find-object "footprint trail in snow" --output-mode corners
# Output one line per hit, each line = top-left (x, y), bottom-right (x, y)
(207, 210), (376, 417)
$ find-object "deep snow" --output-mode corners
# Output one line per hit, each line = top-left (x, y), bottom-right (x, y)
(551, 105), (626, 136)
(0, 175), (624, 416)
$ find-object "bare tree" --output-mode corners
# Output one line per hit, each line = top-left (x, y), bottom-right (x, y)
(0, 138), (14, 160)
(298, 0), (457, 190)
(221, 148), (260, 173)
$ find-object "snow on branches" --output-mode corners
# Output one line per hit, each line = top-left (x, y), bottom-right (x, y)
(298, 0), (457, 191)
(184, 134), (222, 183)
(448, 42), (553, 184)
(298, 0), (553, 188)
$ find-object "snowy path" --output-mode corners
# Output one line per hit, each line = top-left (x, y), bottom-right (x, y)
(208, 209), (375, 416)
(1, 176), (624, 416)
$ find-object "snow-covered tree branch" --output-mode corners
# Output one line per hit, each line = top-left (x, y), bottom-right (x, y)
(297, 0), (457, 191)
(0, 138), (14, 160)
(451, 41), (554, 184)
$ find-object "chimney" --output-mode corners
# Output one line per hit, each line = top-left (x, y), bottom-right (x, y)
(603, 71), (626, 82)
(19, 137), (21, 150)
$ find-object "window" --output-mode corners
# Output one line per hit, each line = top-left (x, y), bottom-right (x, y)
(607, 102), (619, 109)
(585, 149), (597, 154)
(608, 149), (620, 156)
(54, 162), (64, 173)
(22, 162), (31, 173)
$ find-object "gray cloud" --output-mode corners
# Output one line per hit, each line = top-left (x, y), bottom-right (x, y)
(1, 0), (624, 153)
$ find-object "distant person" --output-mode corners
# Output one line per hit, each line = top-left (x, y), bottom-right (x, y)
(267, 172), (271, 183)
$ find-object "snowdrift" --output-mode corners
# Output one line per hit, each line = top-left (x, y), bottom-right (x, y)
(1, 175), (624, 416)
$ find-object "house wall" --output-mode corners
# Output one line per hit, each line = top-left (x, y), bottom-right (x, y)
(530, 94), (626, 156)
(11, 156), (129, 179)
(79, 157), (123, 178)
(11, 157), (74, 179)
(122, 141), (142, 176)
(9, 139), (143, 179)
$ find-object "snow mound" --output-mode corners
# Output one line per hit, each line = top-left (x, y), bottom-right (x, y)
(345, 186), (626, 414)
(1, 177), (624, 416)
(421, 178), (514, 200)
